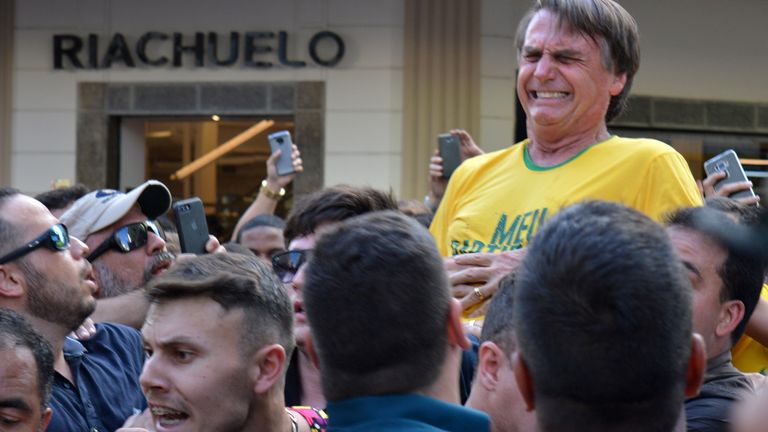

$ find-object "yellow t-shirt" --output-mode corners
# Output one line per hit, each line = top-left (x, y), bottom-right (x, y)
(732, 285), (768, 374)
(430, 136), (703, 257)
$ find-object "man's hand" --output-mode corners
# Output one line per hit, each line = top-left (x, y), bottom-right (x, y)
(266, 144), (304, 191)
(428, 129), (484, 208)
(118, 408), (154, 431)
(445, 249), (526, 312)
(70, 317), (97, 341)
(698, 171), (760, 205)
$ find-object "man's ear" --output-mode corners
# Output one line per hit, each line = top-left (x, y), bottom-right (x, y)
(513, 351), (536, 411)
(447, 299), (471, 350)
(0, 264), (26, 299)
(251, 344), (287, 395)
(609, 72), (627, 96)
(685, 333), (706, 398)
(716, 300), (745, 338)
(40, 407), (53, 431)
(477, 341), (504, 391)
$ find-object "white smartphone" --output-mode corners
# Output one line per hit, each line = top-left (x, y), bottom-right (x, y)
(267, 130), (296, 176)
(703, 149), (756, 201)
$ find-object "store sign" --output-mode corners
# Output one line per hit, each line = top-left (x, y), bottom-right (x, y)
(52, 31), (345, 69)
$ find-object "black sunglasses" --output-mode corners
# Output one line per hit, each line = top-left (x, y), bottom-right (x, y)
(87, 220), (161, 263)
(0, 223), (70, 264)
(271, 249), (312, 283)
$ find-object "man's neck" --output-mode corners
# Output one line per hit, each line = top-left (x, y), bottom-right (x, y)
(23, 314), (73, 381)
(417, 346), (463, 404)
(244, 395), (293, 432)
(527, 125), (611, 167)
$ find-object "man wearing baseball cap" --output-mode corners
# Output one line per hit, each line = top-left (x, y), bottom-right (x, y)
(61, 180), (175, 301)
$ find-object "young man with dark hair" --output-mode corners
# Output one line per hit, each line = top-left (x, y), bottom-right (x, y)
(137, 253), (326, 432)
(276, 185), (398, 408)
(303, 211), (489, 431)
(513, 200), (705, 432)
(0, 308), (55, 432)
(235, 214), (286, 265)
(465, 275), (536, 432)
(666, 206), (765, 432)
(0, 188), (146, 432)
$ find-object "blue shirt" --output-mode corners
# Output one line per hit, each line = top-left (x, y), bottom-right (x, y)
(326, 394), (491, 432)
(48, 323), (147, 432)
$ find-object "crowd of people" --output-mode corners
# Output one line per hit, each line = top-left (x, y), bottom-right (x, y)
(1, 0), (767, 431)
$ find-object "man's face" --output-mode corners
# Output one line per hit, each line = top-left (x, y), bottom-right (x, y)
(3, 196), (97, 332)
(140, 297), (254, 432)
(239, 226), (285, 266)
(85, 205), (172, 298)
(517, 9), (626, 137)
(668, 227), (729, 358)
(285, 234), (316, 350)
(0, 347), (52, 432)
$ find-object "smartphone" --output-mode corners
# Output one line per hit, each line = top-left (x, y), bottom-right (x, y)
(703, 149), (756, 201)
(268, 130), (296, 176)
(438, 133), (461, 179)
(172, 197), (210, 254)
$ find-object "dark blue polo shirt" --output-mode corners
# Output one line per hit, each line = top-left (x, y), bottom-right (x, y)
(48, 323), (147, 432)
(327, 393), (491, 431)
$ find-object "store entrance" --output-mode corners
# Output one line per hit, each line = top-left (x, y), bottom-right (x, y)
(119, 116), (294, 239)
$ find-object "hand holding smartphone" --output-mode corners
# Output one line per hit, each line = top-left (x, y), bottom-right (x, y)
(438, 133), (462, 179)
(268, 131), (296, 176)
(703, 149), (756, 201)
(172, 197), (210, 254)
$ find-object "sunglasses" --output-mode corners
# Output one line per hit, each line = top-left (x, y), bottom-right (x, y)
(0, 223), (70, 264)
(271, 249), (312, 283)
(87, 220), (161, 263)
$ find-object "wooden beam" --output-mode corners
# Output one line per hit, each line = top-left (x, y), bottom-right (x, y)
(170, 119), (274, 181)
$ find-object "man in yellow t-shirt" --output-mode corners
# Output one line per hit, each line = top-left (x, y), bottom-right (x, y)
(428, 0), (701, 314)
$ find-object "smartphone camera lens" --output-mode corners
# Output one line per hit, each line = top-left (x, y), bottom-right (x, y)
(276, 137), (284, 144)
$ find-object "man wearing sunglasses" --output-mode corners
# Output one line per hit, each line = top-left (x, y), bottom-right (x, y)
(276, 185), (399, 409)
(61, 180), (174, 300)
(0, 188), (147, 432)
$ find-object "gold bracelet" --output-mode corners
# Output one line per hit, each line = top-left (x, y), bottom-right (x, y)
(260, 179), (285, 200)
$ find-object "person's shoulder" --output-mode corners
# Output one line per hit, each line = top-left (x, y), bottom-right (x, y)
(88, 322), (143, 351)
(610, 135), (677, 154)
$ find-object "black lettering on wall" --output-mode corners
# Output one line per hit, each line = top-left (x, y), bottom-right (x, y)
(137, 32), (169, 66)
(308, 31), (345, 67)
(244, 32), (274, 68)
(208, 32), (239, 66)
(101, 33), (135, 68)
(53, 34), (84, 69)
(173, 32), (205, 67)
(277, 31), (306, 67)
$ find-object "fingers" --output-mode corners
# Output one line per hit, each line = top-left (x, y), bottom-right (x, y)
(449, 266), (494, 286)
(452, 252), (494, 267)
(700, 171), (726, 196)
(205, 235), (225, 254)
(459, 285), (489, 310)
(734, 194), (761, 206)
(715, 180), (753, 197)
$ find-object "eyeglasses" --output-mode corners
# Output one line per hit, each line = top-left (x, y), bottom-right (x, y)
(87, 220), (161, 263)
(271, 249), (312, 283)
(0, 223), (70, 264)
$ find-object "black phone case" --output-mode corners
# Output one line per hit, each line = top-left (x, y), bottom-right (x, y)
(172, 197), (209, 254)
(439, 134), (461, 179)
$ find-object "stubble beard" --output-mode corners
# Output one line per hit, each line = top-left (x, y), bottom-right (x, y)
(21, 259), (95, 332)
